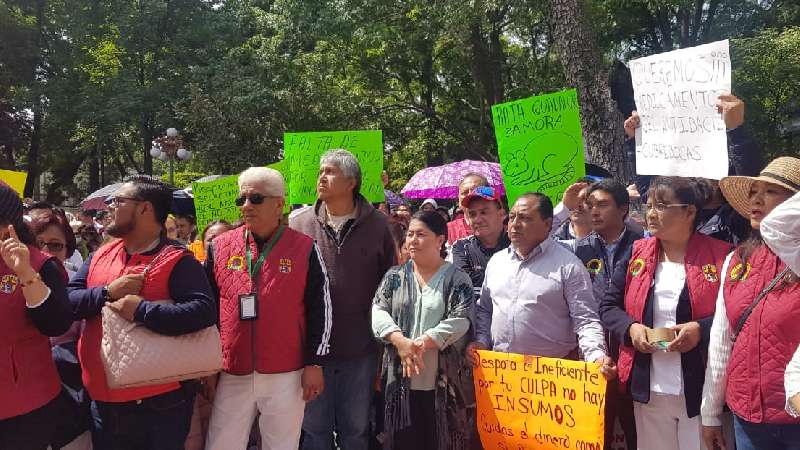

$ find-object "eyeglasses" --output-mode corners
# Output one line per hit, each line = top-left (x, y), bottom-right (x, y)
(105, 196), (142, 207)
(38, 241), (65, 252)
(235, 193), (273, 207)
(645, 202), (690, 213)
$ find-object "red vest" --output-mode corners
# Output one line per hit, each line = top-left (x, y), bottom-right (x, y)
(447, 216), (471, 245)
(212, 226), (312, 375)
(0, 247), (62, 419)
(723, 245), (800, 424)
(617, 233), (731, 386)
(81, 239), (187, 402)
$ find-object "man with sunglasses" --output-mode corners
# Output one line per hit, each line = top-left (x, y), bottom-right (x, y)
(204, 166), (332, 449)
(67, 175), (216, 450)
(290, 149), (396, 450)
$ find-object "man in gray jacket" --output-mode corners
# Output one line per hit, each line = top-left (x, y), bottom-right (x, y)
(290, 149), (397, 450)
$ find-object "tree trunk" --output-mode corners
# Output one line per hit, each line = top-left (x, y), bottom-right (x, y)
(24, 103), (42, 198)
(89, 139), (100, 193)
(547, 0), (628, 182)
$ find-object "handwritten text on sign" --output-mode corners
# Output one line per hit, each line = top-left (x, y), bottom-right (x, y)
(491, 89), (586, 207)
(630, 39), (731, 179)
(284, 130), (384, 205)
(474, 350), (606, 450)
(192, 175), (241, 236)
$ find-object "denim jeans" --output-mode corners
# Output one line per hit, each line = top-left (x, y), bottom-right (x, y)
(302, 352), (377, 450)
(90, 384), (196, 450)
(734, 415), (800, 450)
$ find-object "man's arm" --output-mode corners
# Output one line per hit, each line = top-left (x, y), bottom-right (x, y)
(599, 255), (636, 346)
(133, 254), (217, 336)
(303, 243), (332, 364)
(67, 253), (107, 320)
(563, 262), (607, 362)
(475, 271), (494, 349)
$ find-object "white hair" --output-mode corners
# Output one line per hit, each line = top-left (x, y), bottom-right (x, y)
(238, 167), (286, 197)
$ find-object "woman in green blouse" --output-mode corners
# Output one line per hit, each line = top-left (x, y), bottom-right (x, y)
(372, 210), (475, 450)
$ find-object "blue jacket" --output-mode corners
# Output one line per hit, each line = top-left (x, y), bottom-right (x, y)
(574, 228), (642, 358)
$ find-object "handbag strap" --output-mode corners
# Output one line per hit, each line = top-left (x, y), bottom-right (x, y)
(732, 266), (791, 342)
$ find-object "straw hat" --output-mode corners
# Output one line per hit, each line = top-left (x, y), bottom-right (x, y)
(719, 156), (800, 218)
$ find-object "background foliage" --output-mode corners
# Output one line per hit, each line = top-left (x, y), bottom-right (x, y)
(1, 0), (797, 204)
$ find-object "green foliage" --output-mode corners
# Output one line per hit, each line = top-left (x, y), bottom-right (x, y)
(732, 26), (800, 159)
(1, 0), (798, 205)
(161, 170), (209, 189)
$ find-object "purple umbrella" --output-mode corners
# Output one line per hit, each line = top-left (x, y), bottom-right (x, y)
(80, 183), (124, 211)
(400, 160), (506, 199)
(384, 189), (406, 207)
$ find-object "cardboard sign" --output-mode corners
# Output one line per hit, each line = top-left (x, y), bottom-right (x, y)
(492, 89), (586, 207)
(192, 175), (240, 236)
(284, 130), (385, 204)
(474, 350), (607, 450)
(630, 39), (731, 179)
(0, 169), (27, 198)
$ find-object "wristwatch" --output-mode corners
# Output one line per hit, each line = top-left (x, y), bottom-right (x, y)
(102, 286), (112, 303)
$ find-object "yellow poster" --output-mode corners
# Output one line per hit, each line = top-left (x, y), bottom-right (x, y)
(474, 350), (607, 450)
(0, 169), (27, 198)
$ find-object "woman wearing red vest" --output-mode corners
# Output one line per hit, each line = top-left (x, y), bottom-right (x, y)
(0, 181), (73, 450)
(702, 157), (800, 450)
(599, 177), (731, 450)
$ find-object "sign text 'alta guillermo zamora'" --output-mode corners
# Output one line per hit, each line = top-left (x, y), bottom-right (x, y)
(474, 350), (607, 450)
(491, 89), (586, 207)
(630, 39), (731, 179)
(283, 130), (385, 205)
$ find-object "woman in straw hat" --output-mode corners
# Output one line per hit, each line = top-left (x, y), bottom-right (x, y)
(0, 181), (74, 449)
(702, 156), (800, 450)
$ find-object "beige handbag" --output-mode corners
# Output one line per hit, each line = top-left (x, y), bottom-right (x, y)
(101, 300), (223, 389)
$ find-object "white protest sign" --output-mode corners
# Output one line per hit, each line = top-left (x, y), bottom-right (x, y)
(630, 39), (731, 179)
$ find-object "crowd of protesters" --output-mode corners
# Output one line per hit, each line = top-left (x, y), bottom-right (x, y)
(1, 93), (800, 450)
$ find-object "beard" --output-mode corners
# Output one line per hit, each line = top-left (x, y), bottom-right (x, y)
(106, 214), (136, 238)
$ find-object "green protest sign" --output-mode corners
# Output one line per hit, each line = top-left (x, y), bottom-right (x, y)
(491, 88), (586, 207)
(284, 130), (385, 204)
(266, 160), (291, 214)
(192, 175), (240, 235)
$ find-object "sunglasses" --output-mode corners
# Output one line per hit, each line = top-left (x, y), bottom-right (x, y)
(235, 193), (274, 207)
(38, 241), (65, 252)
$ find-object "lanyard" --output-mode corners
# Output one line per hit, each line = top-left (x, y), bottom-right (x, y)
(245, 225), (285, 281)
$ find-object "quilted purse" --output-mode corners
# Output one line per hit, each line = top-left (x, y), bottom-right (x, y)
(101, 300), (223, 389)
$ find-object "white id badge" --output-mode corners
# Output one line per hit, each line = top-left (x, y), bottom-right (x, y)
(239, 293), (257, 320)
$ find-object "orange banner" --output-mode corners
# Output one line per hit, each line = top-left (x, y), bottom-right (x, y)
(474, 350), (607, 450)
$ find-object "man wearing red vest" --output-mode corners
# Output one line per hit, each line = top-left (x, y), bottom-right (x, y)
(204, 166), (331, 450)
(68, 176), (216, 450)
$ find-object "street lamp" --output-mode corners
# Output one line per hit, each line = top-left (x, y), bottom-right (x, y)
(150, 128), (191, 185)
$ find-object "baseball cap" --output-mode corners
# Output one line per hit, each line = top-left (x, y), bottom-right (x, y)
(461, 186), (501, 208)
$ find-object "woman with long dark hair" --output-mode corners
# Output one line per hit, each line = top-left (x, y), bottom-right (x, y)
(0, 181), (73, 449)
(372, 211), (474, 449)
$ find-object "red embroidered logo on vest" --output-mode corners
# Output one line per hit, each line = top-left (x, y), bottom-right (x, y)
(279, 258), (293, 273)
(730, 262), (751, 281)
(629, 258), (645, 276)
(227, 255), (245, 271)
(0, 274), (18, 294)
(702, 264), (719, 282)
